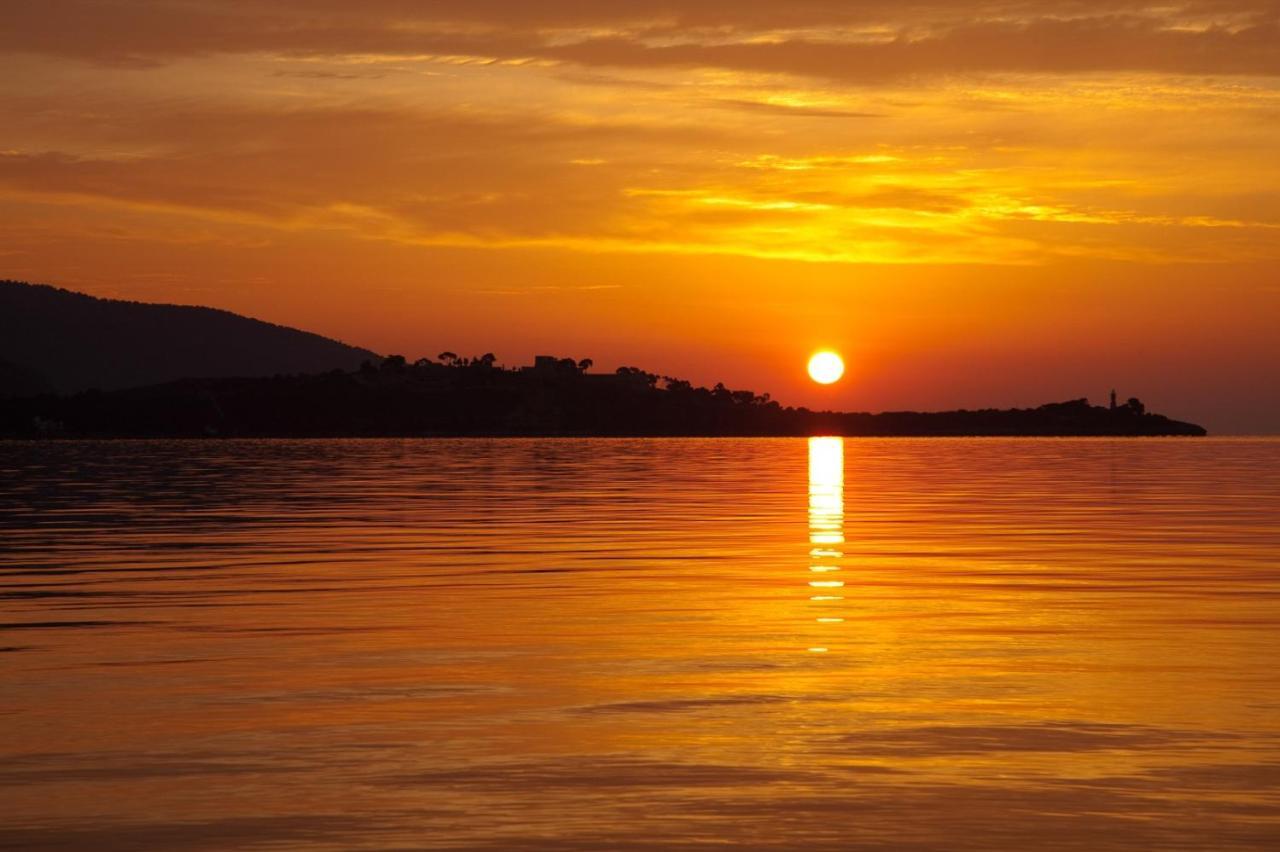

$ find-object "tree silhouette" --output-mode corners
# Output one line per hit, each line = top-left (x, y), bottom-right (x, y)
(664, 377), (692, 393)
(617, 366), (660, 388)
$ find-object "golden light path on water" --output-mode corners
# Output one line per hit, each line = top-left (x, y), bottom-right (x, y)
(808, 437), (846, 653)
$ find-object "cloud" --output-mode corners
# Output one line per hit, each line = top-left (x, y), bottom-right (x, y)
(3, 84), (1279, 270)
(1, 2), (1279, 270)
(539, 17), (1280, 81)
(2, 2), (1278, 80)
(713, 99), (887, 118)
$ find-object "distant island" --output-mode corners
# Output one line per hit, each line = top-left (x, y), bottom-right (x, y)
(0, 279), (1206, 438)
(1, 353), (1206, 438)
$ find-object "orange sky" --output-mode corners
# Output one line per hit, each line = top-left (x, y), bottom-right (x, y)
(2, 1), (1279, 431)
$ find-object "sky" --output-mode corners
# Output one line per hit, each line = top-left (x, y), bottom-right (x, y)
(2, 1), (1278, 432)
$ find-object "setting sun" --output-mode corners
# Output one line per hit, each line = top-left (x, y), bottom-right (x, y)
(2, 2), (1277, 848)
(808, 351), (845, 385)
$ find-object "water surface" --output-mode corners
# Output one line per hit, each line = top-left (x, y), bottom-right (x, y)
(2, 438), (1279, 850)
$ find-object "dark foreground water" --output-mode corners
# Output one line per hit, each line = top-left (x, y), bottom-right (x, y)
(1, 438), (1279, 851)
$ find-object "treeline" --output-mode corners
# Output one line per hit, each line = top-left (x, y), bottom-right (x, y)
(0, 354), (1206, 438)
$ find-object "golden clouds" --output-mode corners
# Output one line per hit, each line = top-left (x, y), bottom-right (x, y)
(2, 58), (1277, 268)
(3, 3), (1279, 77)
(1, 1), (1279, 429)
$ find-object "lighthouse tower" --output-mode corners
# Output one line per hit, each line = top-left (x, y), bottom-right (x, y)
(1110, 389), (1117, 410)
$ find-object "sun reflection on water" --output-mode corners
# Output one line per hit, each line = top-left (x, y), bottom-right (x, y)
(808, 437), (844, 651)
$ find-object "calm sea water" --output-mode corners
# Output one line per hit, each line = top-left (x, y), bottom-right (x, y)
(2, 438), (1279, 851)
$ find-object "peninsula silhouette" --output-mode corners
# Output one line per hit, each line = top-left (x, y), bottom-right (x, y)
(1, 352), (1206, 438)
(0, 280), (1206, 438)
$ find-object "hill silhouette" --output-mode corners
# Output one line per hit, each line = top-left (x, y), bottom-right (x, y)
(0, 358), (53, 399)
(0, 280), (378, 396)
(0, 353), (1207, 438)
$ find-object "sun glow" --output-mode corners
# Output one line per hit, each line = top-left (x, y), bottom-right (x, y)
(807, 351), (845, 384)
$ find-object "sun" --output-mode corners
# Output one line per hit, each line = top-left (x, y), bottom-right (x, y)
(807, 351), (845, 385)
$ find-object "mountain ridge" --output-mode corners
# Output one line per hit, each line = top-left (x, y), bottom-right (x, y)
(0, 279), (379, 396)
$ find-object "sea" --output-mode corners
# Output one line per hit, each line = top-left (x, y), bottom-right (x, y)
(2, 437), (1278, 850)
